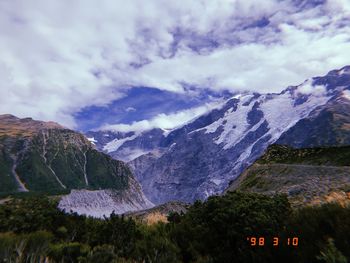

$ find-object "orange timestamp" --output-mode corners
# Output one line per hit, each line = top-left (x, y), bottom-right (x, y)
(246, 237), (299, 247)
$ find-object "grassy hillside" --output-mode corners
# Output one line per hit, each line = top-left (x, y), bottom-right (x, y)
(227, 144), (350, 207)
(0, 143), (17, 191)
(257, 144), (350, 166)
(0, 115), (131, 194)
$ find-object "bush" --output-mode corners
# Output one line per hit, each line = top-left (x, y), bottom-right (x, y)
(0, 192), (350, 262)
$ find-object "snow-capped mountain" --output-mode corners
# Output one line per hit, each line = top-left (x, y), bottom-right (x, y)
(89, 66), (350, 205)
(86, 128), (167, 162)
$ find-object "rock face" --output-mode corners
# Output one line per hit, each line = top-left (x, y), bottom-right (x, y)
(0, 115), (153, 216)
(58, 177), (153, 218)
(226, 144), (350, 207)
(90, 66), (350, 205)
(276, 92), (350, 148)
(86, 128), (166, 162)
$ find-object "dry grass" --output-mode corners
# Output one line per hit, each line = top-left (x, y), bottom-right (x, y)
(0, 126), (36, 137)
(144, 212), (168, 225)
(0, 116), (63, 138)
(341, 123), (350, 130)
(309, 191), (350, 207)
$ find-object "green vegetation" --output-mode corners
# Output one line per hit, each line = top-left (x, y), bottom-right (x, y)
(86, 149), (129, 190)
(0, 129), (130, 194)
(16, 145), (64, 191)
(317, 239), (347, 263)
(238, 172), (270, 191)
(0, 146), (17, 192)
(0, 192), (349, 262)
(227, 144), (350, 207)
(257, 144), (350, 166)
(0, 189), (70, 199)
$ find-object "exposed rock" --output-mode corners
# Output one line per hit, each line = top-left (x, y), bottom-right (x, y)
(58, 177), (154, 218)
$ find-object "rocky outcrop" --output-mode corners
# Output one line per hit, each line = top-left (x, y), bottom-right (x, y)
(276, 92), (350, 148)
(58, 177), (153, 218)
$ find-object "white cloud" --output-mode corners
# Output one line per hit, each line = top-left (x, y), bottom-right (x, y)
(0, 0), (349, 127)
(342, 90), (350, 100)
(125, 107), (136, 112)
(298, 80), (327, 97)
(100, 101), (223, 132)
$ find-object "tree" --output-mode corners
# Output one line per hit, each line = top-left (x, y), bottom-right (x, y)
(317, 239), (347, 263)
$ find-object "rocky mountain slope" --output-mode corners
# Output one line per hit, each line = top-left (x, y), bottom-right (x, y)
(58, 176), (153, 218)
(276, 91), (350, 148)
(0, 114), (153, 216)
(86, 128), (167, 162)
(89, 66), (350, 205)
(226, 144), (350, 207)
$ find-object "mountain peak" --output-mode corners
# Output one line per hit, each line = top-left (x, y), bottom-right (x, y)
(327, 65), (350, 76)
(0, 114), (19, 120)
(0, 114), (65, 138)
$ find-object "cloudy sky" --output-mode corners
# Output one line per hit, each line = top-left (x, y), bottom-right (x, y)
(1, 0), (350, 131)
